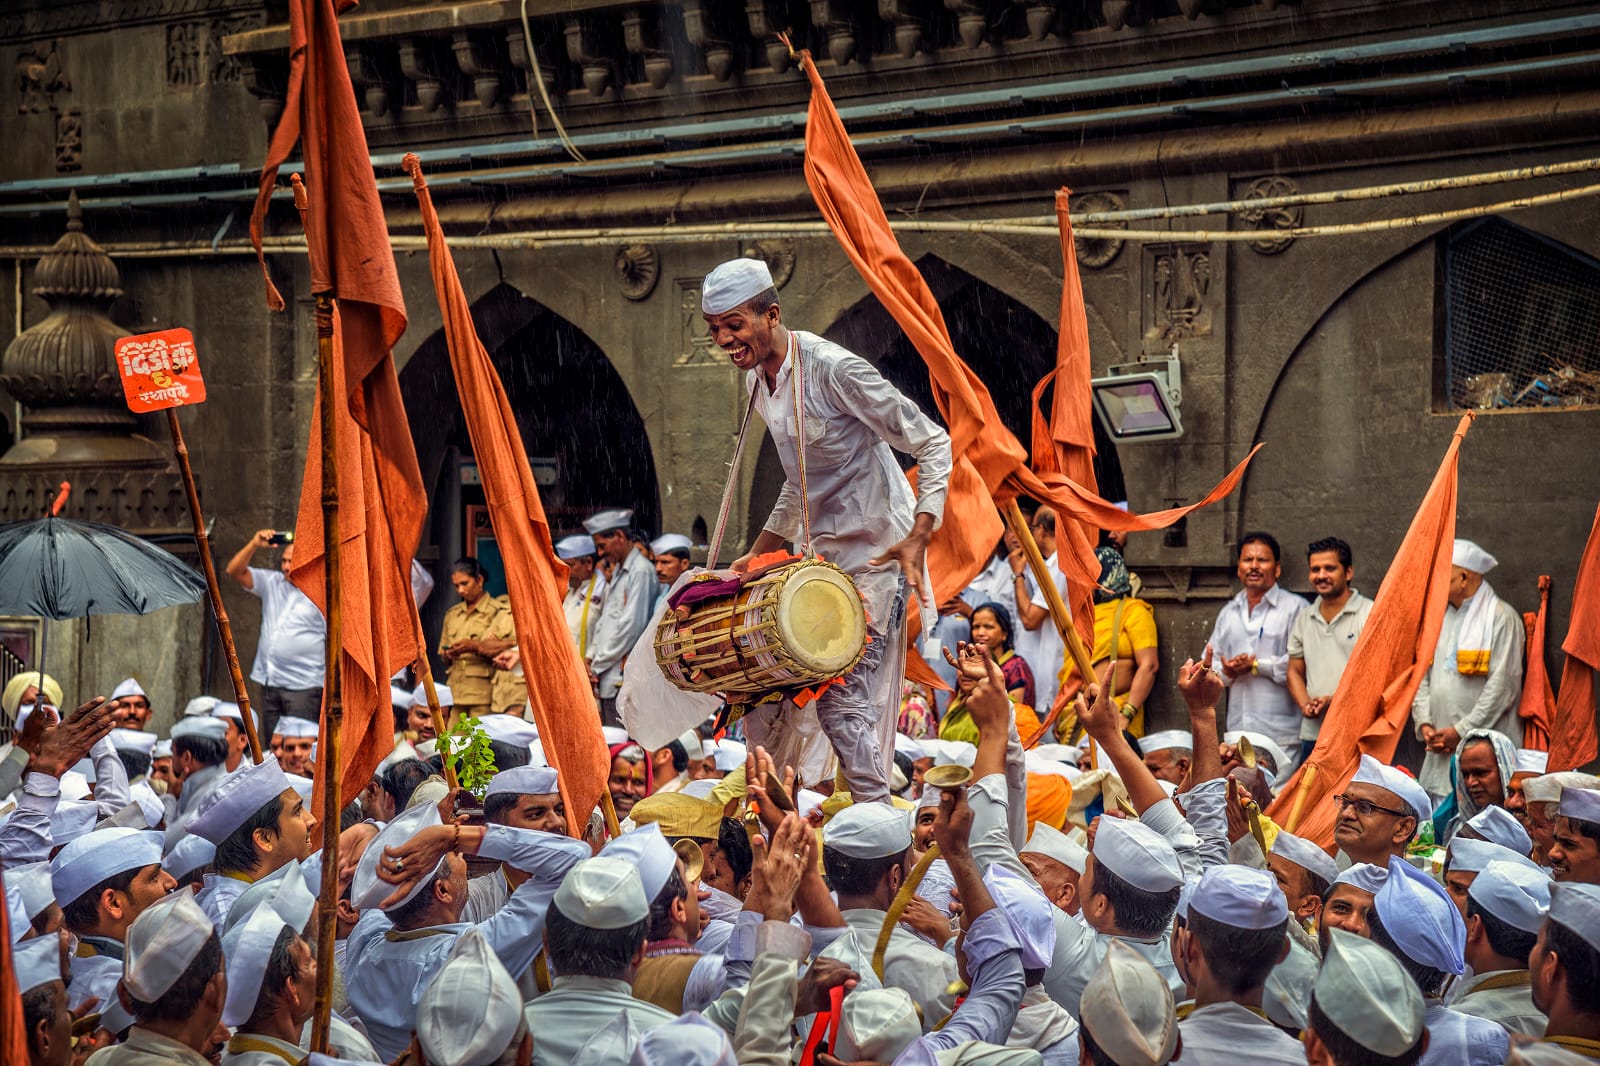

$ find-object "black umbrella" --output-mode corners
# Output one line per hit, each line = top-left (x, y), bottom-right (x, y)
(0, 514), (206, 675)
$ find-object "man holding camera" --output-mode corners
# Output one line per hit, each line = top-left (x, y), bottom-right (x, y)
(227, 528), (325, 740)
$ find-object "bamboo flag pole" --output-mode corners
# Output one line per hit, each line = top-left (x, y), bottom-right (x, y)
(309, 290), (343, 1055)
(167, 409), (263, 764)
(1001, 497), (1097, 695)
(1285, 764), (1319, 834)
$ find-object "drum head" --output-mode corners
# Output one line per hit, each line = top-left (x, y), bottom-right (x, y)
(775, 563), (867, 677)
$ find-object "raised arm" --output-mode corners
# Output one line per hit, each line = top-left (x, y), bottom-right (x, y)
(226, 529), (275, 591)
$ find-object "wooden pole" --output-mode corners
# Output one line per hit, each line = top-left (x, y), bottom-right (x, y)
(1001, 498), (1097, 687)
(167, 409), (263, 764)
(1285, 764), (1319, 834)
(401, 582), (458, 790)
(310, 292), (342, 1055)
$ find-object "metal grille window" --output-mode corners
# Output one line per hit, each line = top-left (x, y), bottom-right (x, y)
(1442, 218), (1600, 410)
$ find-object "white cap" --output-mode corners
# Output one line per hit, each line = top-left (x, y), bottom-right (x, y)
(351, 800), (446, 912)
(1452, 539), (1498, 574)
(221, 901), (291, 1027)
(211, 702), (259, 734)
(182, 696), (221, 718)
(418, 929), (524, 1066)
(701, 258), (774, 315)
(109, 729), (157, 756)
(1448, 836), (1539, 875)
(555, 534), (598, 560)
(1021, 820), (1088, 874)
(602, 725), (633, 747)
(187, 755), (292, 844)
(1350, 754), (1433, 824)
(1078, 939), (1178, 1066)
(151, 739), (172, 759)
(629, 1012), (737, 1066)
(226, 860), (315, 935)
(1190, 864), (1289, 930)
(1263, 938), (1317, 1031)
(128, 781), (165, 828)
(1269, 831), (1340, 888)
(63, 763), (92, 794)
(983, 864), (1058, 968)
(51, 827), (163, 907)
(600, 823), (679, 900)
(709, 738), (747, 773)
(1559, 787), (1600, 824)
(170, 715), (228, 741)
(14, 936), (64, 994)
(1549, 882), (1600, 952)
(410, 684), (454, 710)
(583, 509), (635, 536)
(893, 734), (926, 760)
(111, 678), (147, 701)
(928, 739), (977, 769)
(6, 861), (54, 924)
(123, 887), (215, 1002)
(485, 765), (560, 798)
(1468, 859), (1551, 933)
(1515, 749), (1550, 776)
(796, 789), (825, 820)
(478, 713), (538, 748)
(1333, 863), (1389, 894)
(1140, 730), (1192, 754)
(273, 716), (320, 739)
(1466, 805), (1533, 855)
(1314, 928), (1425, 1057)
(49, 800), (98, 845)
(836, 987), (920, 1063)
(1093, 817), (1183, 893)
(1374, 856), (1464, 974)
(823, 803), (912, 860)
(1523, 771), (1600, 807)
(163, 833), (216, 879)
(553, 856), (649, 930)
(1031, 743), (1082, 766)
(1025, 750), (1077, 781)
(650, 534), (693, 556)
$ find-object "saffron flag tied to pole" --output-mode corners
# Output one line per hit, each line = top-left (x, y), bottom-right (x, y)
(1267, 414), (1474, 846)
(791, 46), (1260, 616)
(404, 155), (610, 827)
(1549, 503), (1600, 772)
(247, 0), (426, 806)
(0, 880), (28, 1066)
(1517, 575), (1555, 752)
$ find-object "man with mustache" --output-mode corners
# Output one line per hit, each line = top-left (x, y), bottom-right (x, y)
(1287, 537), (1373, 767)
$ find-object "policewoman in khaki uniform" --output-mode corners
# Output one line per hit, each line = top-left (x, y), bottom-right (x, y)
(437, 557), (504, 718)
(487, 594), (527, 714)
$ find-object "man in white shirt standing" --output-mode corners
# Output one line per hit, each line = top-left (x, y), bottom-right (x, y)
(584, 508), (657, 728)
(226, 529), (325, 742)
(1207, 532), (1305, 769)
(1287, 537), (1375, 766)
(556, 534), (607, 659)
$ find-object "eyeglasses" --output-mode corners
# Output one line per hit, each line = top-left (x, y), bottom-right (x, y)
(1333, 794), (1410, 819)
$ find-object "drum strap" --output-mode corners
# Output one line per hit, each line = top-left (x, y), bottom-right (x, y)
(790, 330), (813, 556)
(708, 383), (760, 569)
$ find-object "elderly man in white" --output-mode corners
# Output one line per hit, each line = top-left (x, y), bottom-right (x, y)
(1412, 539), (1525, 800)
(701, 257), (952, 803)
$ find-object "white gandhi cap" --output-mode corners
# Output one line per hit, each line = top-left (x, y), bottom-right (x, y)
(1523, 771), (1600, 807)
(1374, 855), (1464, 975)
(1333, 863), (1389, 894)
(111, 677), (147, 700)
(1448, 836), (1539, 875)
(1189, 864), (1289, 929)
(6, 860), (55, 923)
(1350, 753), (1433, 823)
(485, 765), (560, 798)
(221, 902), (292, 1027)
(1093, 816), (1183, 892)
(983, 864), (1058, 969)
(350, 800), (445, 912)
(836, 987), (920, 1063)
(109, 729), (157, 755)
(1079, 939), (1178, 1066)
(13, 936), (64, 994)
(123, 886), (215, 1002)
(1515, 749), (1549, 776)
(1269, 830), (1340, 888)
(1451, 539), (1498, 574)
(417, 929), (525, 1066)
(51, 827), (163, 907)
(1559, 786), (1600, 824)
(650, 533), (693, 556)
(1140, 730), (1193, 754)
(583, 509), (635, 536)
(1021, 819), (1088, 874)
(1466, 804), (1533, 855)
(701, 258), (774, 315)
(1549, 882), (1600, 952)
(600, 823), (679, 900)
(186, 754), (292, 844)
(274, 716), (320, 738)
(1468, 859), (1551, 934)
(478, 713), (537, 748)
(554, 855), (649, 930)
(170, 714), (227, 740)
(822, 803), (912, 860)
(1315, 927), (1425, 1057)
(628, 1012), (737, 1066)
(556, 534), (598, 560)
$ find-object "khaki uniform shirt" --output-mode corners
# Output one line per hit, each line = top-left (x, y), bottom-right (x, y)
(488, 595), (527, 713)
(438, 594), (504, 709)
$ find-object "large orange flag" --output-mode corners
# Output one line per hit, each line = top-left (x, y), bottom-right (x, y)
(404, 155), (610, 826)
(794, 49), (1259, 608)
(1549, 504), (1600, 772)
(1268, 414), (1474, 846)
(247, 0), (425, 806)
(1517, 576), (1555, 752)
(1, 879), (27, 1066)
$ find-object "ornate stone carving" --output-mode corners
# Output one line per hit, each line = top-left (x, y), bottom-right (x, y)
(207, 16), (256, 83)
(1069, 191), (1126, 269)
(740, 238), (796, 290)
(16, 38), (71, 112)
(615, 244), (660, 301)
(1240, 175), (1303, 255)
(564, 18), (615, 98)
(682, 1), (735, 82)
(1143, 243), (1213, 345)
(453, 30), (509, 108)
(676, 281), (725, 367)
(622, 8), (673, 89)
(810, 1), (859, 67)
(946, 0), (988, 49)
(1102, 0), (1136, 30)
(168, 23), (203, 87)
(400, 37), (452, 112)
(54, 107), (82, 172)
(1014, 0), (1056, 40)
(745, 0), (793, 73)
(878, 0), (925, 59)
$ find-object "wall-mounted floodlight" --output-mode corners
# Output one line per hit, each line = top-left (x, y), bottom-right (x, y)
(1090, 345), (1184, 443)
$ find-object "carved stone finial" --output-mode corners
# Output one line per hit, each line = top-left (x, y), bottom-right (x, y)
(615, 244), (660, 300)
(1070, 191), (1127, 269)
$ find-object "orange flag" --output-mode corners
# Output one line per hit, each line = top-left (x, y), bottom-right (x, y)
(1549, 504), (1600, 772)
(404, 156), (610, 826)
(0, 882), (27, 1066)
(247, 0), (425, 807)
(1268, 414), (1474, 846)
(1517, 576), (1555, 752)
(793, 48), (1259, 606)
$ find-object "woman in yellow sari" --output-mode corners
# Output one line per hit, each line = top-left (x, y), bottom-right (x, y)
(1060, 546), (1159, 738)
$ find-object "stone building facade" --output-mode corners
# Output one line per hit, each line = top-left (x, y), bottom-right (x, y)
(2, 0), (1597, 734)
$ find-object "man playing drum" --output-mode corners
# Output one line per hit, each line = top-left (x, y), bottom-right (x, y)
(701, 257), (952, 804)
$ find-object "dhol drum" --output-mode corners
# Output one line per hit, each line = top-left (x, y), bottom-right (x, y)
(655, 558), (867, 698)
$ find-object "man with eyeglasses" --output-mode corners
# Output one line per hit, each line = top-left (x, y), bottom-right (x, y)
(1333, 754), (1435, 868)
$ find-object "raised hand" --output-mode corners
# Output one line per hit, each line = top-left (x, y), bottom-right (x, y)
(1177, 645), (1224, 711)
(18, 696), (117, 778)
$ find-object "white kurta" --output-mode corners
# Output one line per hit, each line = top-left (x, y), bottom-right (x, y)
(1450, 970), (1544, 1038)
(1412, 591), (1525, 797)
(1419, 1000), (1511, 1066)
(524, 976), (679, 1065)
(588, 548), (657, 699)
(819, 908), (961, 1029)
(197, 872), (249, 931)
(85, 1027), (214, 1066)
(1179, 1002), (1306, 1064)
(1207, 584), (1306, 760)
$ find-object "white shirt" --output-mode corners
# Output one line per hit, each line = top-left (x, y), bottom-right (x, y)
(1419, 1000), (1510, 1066)
(246, 567), (327, 690)
(1207, 584), (1306, 760)
(1017, 553), (1069, 714)
(1450, 970), (1544, 1037)
(818, 908), (961, 1030)
(524, 976), (678, 1066)
(587, 548), (656, 699)
(1287, 590), (1374, 740)
(964, 553), (1019, 621)
(750, 330), (952, 628)
(1179, 1002), (1306, 1064)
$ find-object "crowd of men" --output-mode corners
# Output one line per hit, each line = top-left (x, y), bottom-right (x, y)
(3, 255), (1598, 1066)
